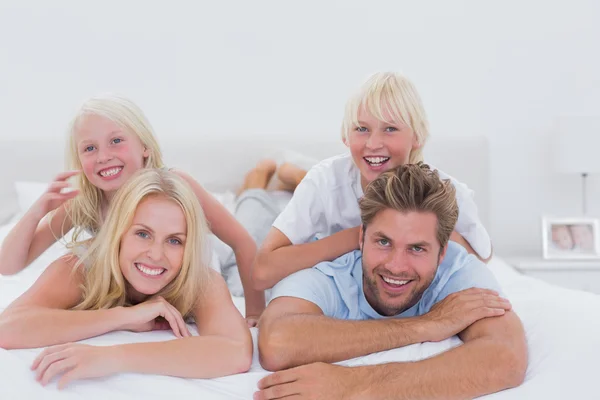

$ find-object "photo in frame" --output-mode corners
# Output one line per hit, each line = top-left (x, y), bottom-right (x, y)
(542, 216), (600, 259)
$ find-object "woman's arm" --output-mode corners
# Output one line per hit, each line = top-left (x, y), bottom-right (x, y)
(108, 269), (252, 378)
(175, 170), (265, 321)
(253, 226), (360, 290)
(0, 255), (130, 349)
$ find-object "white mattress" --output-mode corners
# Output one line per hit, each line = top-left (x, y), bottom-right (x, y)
(1, 219), (600, 399)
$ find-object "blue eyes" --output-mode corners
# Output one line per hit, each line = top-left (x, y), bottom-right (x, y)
(377, 239), (390, 246)
(411, 246), (424, 253)
(354, 126), (398, 133)
(81, 138), (122, 153)
(136, 231), (182, 246)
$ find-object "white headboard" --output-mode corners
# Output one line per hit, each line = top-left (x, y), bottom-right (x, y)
(0, 137), (490, 227)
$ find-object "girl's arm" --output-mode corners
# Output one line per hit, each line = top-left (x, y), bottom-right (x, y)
(253, 226), (360, 290)
(175, 170), (265, 321)
(109, 269), (253, 378)
(0, 171), (79, 275)
(0, 255), (130, 349)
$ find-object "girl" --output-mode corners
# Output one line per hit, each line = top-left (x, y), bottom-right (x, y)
(253, 71), (493, 290)
(0, 94), (264, 325)
(0, 168), (252, 387)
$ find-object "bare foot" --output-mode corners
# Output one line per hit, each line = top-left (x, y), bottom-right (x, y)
(276, 162), (308, 192)
(237, 159), (277, 196)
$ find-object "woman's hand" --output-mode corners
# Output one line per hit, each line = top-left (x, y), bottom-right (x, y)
(120, 296), (192, 338)
(30, 171), (80, 219)
(31, 343), (119, 389)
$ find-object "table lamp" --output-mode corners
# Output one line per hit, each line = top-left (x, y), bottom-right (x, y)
(553, 116), (600, 215)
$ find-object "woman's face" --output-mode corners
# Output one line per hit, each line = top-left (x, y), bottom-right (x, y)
(119, 195), (187, 299)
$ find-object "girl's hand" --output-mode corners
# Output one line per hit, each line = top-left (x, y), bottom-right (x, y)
(120, 296), (192, 338)
(31, 171), (80, 219)
(31, 343), (119, 389)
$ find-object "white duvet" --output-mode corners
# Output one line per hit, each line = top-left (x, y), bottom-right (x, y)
(1, 220), (600, 399)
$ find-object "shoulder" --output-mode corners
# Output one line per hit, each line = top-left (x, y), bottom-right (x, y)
(303, 153), (355, 190)
(434, 242), (502, 299)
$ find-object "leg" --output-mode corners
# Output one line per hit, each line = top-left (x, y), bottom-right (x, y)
(237, 159), (277, 196)
(276, 162), (308, 192)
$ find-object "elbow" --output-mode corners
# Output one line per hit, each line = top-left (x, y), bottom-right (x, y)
(252, 254), (274, 291)
(0, 317), (22, 350)
(258, 324), (295, 372)
(233, 341), (253, 374)
(496, 342), (528, 389)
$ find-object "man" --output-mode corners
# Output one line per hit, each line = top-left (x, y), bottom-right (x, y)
(256, 163), (527, 400)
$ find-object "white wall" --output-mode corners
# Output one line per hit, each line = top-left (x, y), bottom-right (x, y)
(1, 0), (599, 256)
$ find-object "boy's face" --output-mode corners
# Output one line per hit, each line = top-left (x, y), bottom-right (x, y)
(346, 108), (420, 189)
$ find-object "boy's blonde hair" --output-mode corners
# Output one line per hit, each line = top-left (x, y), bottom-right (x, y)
(64, 94), (165, 242)
(341, 72), (430, 163)
(74, 168), (212, 318)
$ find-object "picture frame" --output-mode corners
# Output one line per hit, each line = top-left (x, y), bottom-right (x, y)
(542, 216), (600, 259)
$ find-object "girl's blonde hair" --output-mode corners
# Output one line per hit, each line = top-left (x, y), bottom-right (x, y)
(74, 168), (212, 318)
(341, 72), (430, 163)
(64, 94), (165, 242)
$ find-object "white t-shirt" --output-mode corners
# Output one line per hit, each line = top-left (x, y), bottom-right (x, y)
(272, 153), (492, 259)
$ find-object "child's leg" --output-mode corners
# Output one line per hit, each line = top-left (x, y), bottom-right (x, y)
(237, 159), (277, 196)
(276, 163), (308, 192)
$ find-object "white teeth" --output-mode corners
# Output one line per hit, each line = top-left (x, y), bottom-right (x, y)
(364, 157), (390, 166)
(99, 167), (122, 177)
(135, 263), (165, 276)
(382, 276), (409, 286)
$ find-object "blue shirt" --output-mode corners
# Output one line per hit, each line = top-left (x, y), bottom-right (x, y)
(270, 241), (503, 320)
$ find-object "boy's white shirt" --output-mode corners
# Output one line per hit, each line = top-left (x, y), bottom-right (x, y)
(272, 153), (492, 260)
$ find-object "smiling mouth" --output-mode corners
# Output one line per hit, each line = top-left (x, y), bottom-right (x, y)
(98, 166), (123, 178)
(135, 263), (166, 277)
(363, 156), (390, 167)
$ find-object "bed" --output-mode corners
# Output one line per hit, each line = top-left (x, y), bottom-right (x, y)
(1, 137), (598, 399)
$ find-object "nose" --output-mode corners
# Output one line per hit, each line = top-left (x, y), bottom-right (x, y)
(146, 240), (164, 262)
(365, 131), (384, 150)
(384, 249), (411, 275)
(96, 147), (114, 164)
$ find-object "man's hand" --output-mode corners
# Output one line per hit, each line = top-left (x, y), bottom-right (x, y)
(255, 362), (364, 400)
(421, 288), (511, 342)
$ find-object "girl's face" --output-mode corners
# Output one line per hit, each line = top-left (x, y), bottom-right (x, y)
(345, 108), (420, 190)
(75, 114), (149, 198)
(119, 195), (187, 301)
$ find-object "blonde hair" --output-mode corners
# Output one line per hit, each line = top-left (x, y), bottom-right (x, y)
(74, 168), (212, 318)
(359, 163), (457, 248)
(341, 72), (430, 163)
(64, 94), (165, 242)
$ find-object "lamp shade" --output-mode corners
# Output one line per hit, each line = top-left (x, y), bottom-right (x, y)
(553, 116), (600, 174)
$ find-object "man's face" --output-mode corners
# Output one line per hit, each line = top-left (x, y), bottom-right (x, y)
(360, 209), (447, 316)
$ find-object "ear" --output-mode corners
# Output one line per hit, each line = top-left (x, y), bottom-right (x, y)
(342, 135), (349, 147)
(411, 134), (422, 151)
(359, 224), (365, 251)
(143, 147), (150, 158)
(437, 243), (448, 265)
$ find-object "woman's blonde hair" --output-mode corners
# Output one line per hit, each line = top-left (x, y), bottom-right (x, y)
(73, 168), (212, 318)
(341, 72), (430, 163)
(64, 94), (165, 242)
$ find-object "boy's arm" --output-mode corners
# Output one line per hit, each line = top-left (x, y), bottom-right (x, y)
(253, 227), (360, 290)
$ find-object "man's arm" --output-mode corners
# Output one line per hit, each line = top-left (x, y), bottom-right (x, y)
(258, 287), (511, 372)
(258, 296), (428, 371)
(355, 311), (527, 399)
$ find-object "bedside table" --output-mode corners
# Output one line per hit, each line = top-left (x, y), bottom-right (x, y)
(505, 257), (600, 295)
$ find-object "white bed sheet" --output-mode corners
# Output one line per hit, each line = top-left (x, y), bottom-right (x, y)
(1, 221), (600, 399)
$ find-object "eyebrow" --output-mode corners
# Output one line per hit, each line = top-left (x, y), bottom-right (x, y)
(133, 223), (187, 237)
(371, 231), (431, 248)
(78, 130), (123, 144)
